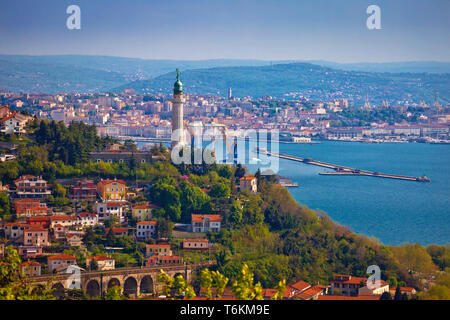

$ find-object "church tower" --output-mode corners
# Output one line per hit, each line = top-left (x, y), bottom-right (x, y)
(171, 69), (185, 148)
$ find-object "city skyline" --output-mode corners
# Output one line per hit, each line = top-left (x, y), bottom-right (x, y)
(0, 0), (449, 63)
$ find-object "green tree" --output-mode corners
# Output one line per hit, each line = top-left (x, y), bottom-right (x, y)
(89, 259), (99, 271)
(380, 292), (393, 300)
(0, 246), (55, 300)
(104, 286), (123, 300)
(229, 200), (243, 226)
(394, 286), (402, 300)
(0, 192), (11, 218)
(158, 270), (175, 298)
(200, 269), (213, 299)
(231, 264), (264, 300)
(211, 270), (229, 299)
(179, 180), (210, 223)
(106, 228), (116, 246)
(209, 182), (230, 198)
(272, 279), (286, 300)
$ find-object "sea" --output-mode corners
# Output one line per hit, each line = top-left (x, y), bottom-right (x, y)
(139, 140), (450, 245)
(269, 141), (450, 246)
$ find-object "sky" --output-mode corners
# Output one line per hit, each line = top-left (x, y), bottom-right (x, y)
(0, 0), (449, 63)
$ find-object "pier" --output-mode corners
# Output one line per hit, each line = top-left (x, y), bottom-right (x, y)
(258, 148), (431, 183)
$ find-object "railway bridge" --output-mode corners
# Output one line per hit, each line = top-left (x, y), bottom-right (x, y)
(29, 262), (213, 298)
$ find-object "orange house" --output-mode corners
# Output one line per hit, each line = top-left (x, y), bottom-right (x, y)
(20, 261), (42, 277)
(97, 179), (126, 201)
(14, 199), (52, 217)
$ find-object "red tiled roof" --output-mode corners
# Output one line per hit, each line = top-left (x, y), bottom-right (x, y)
(50, 216), (76, 221)
(301, 285), (325, 297)
(21, 260), (41, 267)
(239, 176), (257, 181)
(289, 280), (311, 292)
(105, 227), (128, 233)
(25, 226), (47, 232)
(146, 244), (170, 248)
(137, 221), (157, 225)
(97, 179), (126, 187)
(26, 217), (50, 222)
(133, 204), (158, 210)
(106, 202), (124, 207)
(332, 275), (367, 285)
(318, 295), (380, 300)
(191, 214), (222, 223)
(88, 255), (114, 261)
(47, 254), (76, 260)
(15, 199), (41, 204)
(78, 212), (97, 218)
(183, 238), (209, 243)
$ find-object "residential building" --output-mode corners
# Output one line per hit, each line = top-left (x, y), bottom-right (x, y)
(95, 201), (125, 223)
(71, 180), (97, 202)
(23, 226), (49, 246)
(3, 222), (29, 240)
(49, 215), (77, 228)
(145, 255), (182, 266)
(285, 280), (311, 299)
(330, 274), (367, 296)
(26, 217), (51, 228)
(105, 227), (128, 237)
(14, 199), (52, 217)
(66, 233), (83, 247)
(136, 221), (157, 240)
(145, 244), (172, 257)
(9, 175), (51, 200)
(76, 212), (99, 228)
(0, 111), (29, 134)
(182, 238), (210, 250)
(359, 280), (390, 296)
(52, 224), (66, 240)
(191, 214), (222, 233)
(389, 287), (417, 299)
(18, 246), (43, 259)
(132, 204), (158, 221)
(47, 254), (77, 272)
(20, 261), (41, 277)
(239, 176), (258, 194)
(97, 179), (127, 201)
(86, 256), (115, 271)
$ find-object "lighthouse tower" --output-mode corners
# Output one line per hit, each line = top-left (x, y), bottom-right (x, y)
(171, 69), (185, 148)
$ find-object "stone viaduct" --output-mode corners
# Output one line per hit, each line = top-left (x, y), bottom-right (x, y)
(29, 262), (213, 298)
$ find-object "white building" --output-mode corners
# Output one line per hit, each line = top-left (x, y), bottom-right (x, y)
(136, 221), (157, 240)
(76, 212), (99, 228)
(95, 202), (125, 223)
(191, 214), (222, 233)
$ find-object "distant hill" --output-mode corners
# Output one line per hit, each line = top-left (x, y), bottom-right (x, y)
(116, 63), (450, 106)
(306, 60), (450, 74)
(0, 55), (449, 104)
(0, 55), (271, 93)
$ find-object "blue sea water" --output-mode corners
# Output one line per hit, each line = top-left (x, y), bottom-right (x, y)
(140, 140), (449, 245)
(273, 141), (450, 245)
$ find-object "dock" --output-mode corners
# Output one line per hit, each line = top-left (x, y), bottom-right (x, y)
(258, 148), (430, 183)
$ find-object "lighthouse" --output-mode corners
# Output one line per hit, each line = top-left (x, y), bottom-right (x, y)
(171, 69), (185, 148)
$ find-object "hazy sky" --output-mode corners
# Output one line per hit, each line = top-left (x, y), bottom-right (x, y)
(0, 0), (449, 62)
